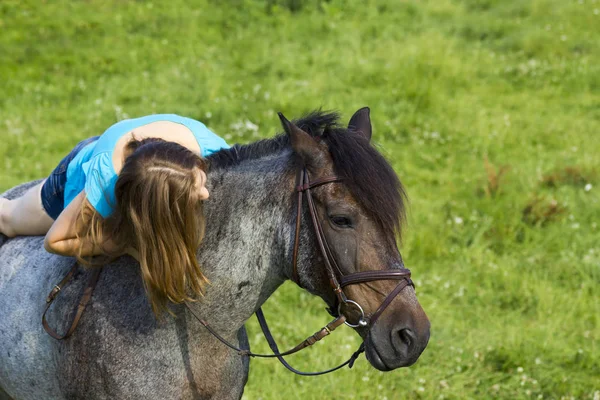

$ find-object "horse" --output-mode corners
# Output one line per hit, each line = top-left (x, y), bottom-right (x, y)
(0, 108), (430, 399)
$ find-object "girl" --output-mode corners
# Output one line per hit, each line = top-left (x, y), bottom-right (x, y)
(0, 114), (229, 315)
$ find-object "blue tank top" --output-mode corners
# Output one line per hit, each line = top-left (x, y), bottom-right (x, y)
(63, 114), (230, 218)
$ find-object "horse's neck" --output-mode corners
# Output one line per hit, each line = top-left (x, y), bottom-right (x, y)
(191, 156), (294, 333)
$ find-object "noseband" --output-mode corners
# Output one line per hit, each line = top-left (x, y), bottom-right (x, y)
(43, 167), (415, 376)
(291, 168), (414, 328)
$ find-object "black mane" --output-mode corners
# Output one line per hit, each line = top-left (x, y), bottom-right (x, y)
(207, 111), (406, 239)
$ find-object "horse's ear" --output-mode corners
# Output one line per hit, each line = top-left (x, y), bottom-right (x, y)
(278, 112), (328, 169)
(348, 107), (372, 141)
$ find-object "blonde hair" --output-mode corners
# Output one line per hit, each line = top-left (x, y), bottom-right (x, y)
(76, 138), (208, 316)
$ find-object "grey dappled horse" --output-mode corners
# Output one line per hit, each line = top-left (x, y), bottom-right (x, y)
(0, 109), (430, 399)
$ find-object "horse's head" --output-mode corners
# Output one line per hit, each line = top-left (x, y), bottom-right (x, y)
(281, 108), (430, 371)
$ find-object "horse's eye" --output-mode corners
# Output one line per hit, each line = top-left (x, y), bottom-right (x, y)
(330, 215), (353, 228)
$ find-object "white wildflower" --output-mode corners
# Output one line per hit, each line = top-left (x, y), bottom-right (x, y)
(244, 120), (258, 132)
(230, 120), (259, 134)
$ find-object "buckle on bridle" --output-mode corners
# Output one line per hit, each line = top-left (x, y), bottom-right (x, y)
(46, 285), (61, 303)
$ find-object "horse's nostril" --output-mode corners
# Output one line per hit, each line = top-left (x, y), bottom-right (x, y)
(398, 328), (415, 350)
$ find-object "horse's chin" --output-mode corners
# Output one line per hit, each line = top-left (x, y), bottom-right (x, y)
(364, 337), (393, 372)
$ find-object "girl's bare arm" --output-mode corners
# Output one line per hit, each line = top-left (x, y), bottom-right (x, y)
(43, 191), (118, 257)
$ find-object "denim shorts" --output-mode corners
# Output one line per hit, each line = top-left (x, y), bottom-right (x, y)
(41, 136), (100, 220)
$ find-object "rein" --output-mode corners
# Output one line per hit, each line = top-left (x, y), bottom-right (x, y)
(42, 167), (414, 376)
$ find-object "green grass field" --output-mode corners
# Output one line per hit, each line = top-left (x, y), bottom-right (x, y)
(1, 0), (598, 399)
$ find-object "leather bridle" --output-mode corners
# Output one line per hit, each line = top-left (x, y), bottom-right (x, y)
(290, 168), (414, 329)
(43, 167), (415, 376)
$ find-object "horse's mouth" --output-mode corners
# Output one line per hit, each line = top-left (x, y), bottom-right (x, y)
(364, 333), (422, 371)
(364, 335), (393, 371)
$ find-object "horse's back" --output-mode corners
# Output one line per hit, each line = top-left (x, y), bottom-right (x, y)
(0, 222), (178, 399)
(1, 182), (250, 400)
(3, 243), (74, 394)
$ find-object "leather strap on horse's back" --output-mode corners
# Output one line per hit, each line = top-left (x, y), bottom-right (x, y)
(42, 263), (102, 340)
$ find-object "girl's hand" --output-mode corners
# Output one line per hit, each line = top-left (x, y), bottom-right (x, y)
(196, 169), (209, 200)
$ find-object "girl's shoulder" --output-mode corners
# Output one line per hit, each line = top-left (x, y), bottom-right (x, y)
(170, 115), (230, 157)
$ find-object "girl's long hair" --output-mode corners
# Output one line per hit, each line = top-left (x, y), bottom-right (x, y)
(76, 138), (208, 316)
